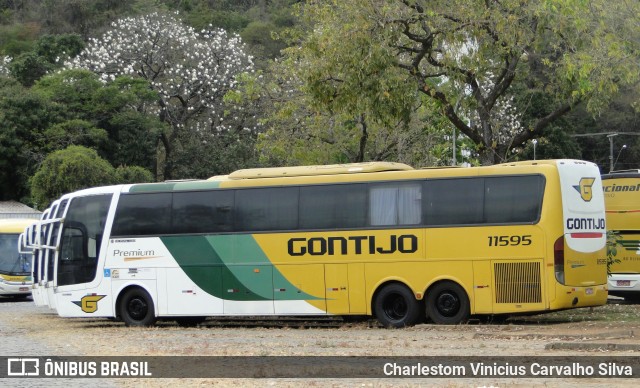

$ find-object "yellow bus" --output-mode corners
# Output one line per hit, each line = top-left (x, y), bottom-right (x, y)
(602, 171), (640, 302)
(37, 160), (607, 327)
(0, 219), (35, 298)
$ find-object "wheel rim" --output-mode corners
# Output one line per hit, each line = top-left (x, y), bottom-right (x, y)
(436, 291), (460, 317)
(127, 297), (148, 320)
(382, 293), (407, 321)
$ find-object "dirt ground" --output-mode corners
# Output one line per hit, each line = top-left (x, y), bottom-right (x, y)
(1, 297), (639, 387)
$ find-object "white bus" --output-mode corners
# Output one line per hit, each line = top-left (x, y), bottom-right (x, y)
(20, 199), (67, 308)
(32, 160), (608, 327)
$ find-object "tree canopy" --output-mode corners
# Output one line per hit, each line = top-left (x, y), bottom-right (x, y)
(0, 2), (639, 205)
(30, 145), (116, 208)
(271, 0), (640, 165)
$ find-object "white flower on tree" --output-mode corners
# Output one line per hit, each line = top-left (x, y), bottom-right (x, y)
(66, 12), (255, 179)
(0, 56), (11, 76)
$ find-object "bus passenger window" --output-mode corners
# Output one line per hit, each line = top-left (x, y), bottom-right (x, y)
(484, 176), (544, 224)
(172, 190), (234, 234)
(235, 187), (299, 231)
(299, 184), (367, 229)
(424, 178), (483, 226)
(370, 184), (422, 226)
(112, 193), (171, 236)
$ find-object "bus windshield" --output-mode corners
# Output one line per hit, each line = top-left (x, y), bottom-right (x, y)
(0, 233), (30, 275)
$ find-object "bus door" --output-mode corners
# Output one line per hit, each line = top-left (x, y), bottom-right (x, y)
(17, 232), (34, 295)
(222, 264), (274, 314)
(26, 224), (45, 306)
(273, 264), (326, 314)
(325, 264), (350, 314)
(53, 194), (114, 318)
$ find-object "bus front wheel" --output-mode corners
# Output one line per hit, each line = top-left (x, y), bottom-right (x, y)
(373, 283), (421, 328)
(426, 281), (470, 325)
(119, 288), (157, 327)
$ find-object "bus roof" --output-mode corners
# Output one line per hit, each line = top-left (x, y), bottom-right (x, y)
(602, 170), (640, 179)
(227, 162), (413, 179)
(125, 160), (585, 193)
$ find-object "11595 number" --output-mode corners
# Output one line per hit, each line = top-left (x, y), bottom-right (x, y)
(488, 235), (532, 246)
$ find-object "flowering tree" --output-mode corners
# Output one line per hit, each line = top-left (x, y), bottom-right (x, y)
(66, 13), (257, 179)
(0, 57), (10, 76)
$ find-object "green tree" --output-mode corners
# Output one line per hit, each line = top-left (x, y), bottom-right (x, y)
(115, 165), (154, 184)
(0, 76), (63, 201)
(30, 145), (116, 208)
(258, 10), (426, 166)
(280, 0), (640, 165)
(8, 33), (84, 86)
(0, 22), (39, 56)
(0, 69), (161, 201)
(32, 69), (163, 173)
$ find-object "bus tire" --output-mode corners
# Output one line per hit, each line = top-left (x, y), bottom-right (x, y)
(373, 283), (421, 328)
(426, 281), (470, 325)
(119, 288), (156, 327)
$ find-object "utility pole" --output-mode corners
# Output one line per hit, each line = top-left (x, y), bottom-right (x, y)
(607, 133), (618, 172)
(570, 132), (640, 171)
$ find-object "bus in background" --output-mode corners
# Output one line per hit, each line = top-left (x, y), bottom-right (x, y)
(602, 171), (640, 302)
(21, 199), (67, 308)
(36, 160), (607, 327)
(0, 219), (35, 298)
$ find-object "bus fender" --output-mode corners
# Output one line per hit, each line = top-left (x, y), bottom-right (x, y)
(113, 280), (159, 318)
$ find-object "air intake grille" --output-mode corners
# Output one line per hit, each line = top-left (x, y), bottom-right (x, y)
(494, 262), (542, 304)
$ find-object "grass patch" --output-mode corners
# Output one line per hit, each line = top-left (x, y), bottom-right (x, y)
(508, 300), (640, 325)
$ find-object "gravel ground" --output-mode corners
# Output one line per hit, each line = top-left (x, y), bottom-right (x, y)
(1, 296), (639, 387)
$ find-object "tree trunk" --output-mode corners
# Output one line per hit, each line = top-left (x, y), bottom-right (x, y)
(158, 132), (172, 181)
(356, 115), (368, 163)
(479, 148), (495, 166)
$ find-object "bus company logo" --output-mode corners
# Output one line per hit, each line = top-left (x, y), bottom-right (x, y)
(7, 358), (39, 376)
(573, 177), (596, 202)
(72, 295), (106, 313)
(568, 260), (586, 269)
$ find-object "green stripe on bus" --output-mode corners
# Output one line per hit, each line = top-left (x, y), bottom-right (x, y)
(161, 235), (268, 301)
(162, 235), (318, 301)
(206, 235), (318, 300)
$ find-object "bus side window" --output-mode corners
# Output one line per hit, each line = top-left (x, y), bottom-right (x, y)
(172, 190), (234, 234)
(424, 178), (483, 226)
(370, 184), (422, 226)
(112, 193), (171, 236)
(484, 176), (544, 224)
(299, 184), (367, 229)
(235, 187), (299, 232)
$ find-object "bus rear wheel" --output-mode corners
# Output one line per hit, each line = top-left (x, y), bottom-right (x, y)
(373, 283), (421, 328)
(426, 281), (470, 325)
(119, 288), (156, 327)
